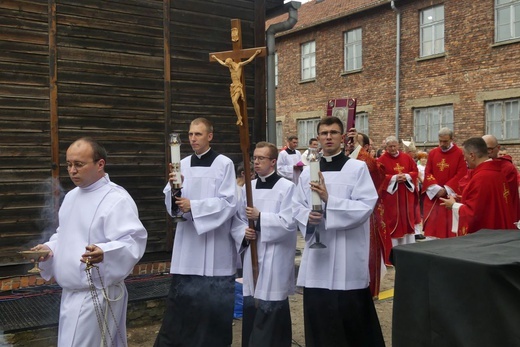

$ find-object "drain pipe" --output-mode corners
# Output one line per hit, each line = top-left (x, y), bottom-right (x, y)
(391, 1), (401, 138)
(266, 1), (301, 144)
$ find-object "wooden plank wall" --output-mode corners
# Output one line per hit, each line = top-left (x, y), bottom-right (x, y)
(0, 0), (260, 270)
(0, 0), (53, 264)
(169, 0), (256, 159)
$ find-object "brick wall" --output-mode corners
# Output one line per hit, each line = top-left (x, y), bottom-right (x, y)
(0, 261), (171, 293)
(274, 0), (520, 165)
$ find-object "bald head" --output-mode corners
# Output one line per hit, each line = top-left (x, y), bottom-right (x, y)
(482, 134), (500, 159)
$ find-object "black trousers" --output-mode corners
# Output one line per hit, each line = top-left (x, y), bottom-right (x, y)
(154, 274), (235, 347)
(303, 286), (386, 347)
(241, 296), (292, 347)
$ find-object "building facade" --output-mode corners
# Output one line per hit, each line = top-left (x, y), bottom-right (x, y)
(270, 0), (520, 163)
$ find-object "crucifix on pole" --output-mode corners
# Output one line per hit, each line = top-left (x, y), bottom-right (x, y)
(209, 19), (266, 288)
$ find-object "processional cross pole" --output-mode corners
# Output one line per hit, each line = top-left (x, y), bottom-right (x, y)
(209, 19), (266, 288)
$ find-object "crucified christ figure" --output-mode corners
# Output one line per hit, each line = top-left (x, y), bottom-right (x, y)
(211, 49), (262, 126)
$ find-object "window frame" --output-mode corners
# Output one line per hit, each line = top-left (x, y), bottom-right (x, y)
(297, 117), (321, 148)
(413, 105), (454, 143)
(301, 40), (316, 81)
(344, 28), (363, 72)
(420, 5), (445, 57)
(355, 112), (369, 136)
(486, 98), (520, 140)
(495, 0), (520, 42)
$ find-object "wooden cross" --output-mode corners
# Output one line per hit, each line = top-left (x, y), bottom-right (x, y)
(437, 158), (450, 172)
(209, 19), (266, 288)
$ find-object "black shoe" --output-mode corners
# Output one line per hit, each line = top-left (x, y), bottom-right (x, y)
(415, 234), (426, 240)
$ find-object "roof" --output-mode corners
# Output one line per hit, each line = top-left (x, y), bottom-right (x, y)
(266, 0), (392, 36)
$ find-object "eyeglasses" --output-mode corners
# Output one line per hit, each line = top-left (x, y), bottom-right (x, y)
(318, 130), (342, 137)
(252, 156), (274, 161)
(66, 160), (99, 170)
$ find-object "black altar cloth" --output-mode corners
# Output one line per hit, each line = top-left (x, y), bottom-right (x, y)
(391, 229), (520, 347)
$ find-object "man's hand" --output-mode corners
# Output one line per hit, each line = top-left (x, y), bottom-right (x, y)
(396, 173), (407, 183)
(308, 211), (323, 226)
(346, 128), (358, 144)
(245, 227), (257, 241)
(439, 196), (456, 209)
(168, 163), (184, 187)
(175, 197), (191, 213)
(81, 244), (104, 264)
(435, 188), (447, 198)
(30, 244), (53, 262)
(310, 172), (328, 203)
(246, 206), (260, 221)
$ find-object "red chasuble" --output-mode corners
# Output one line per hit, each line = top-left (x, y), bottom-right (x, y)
(377, 151), (418, 262)
(457, 161), (515, 235)
(495, 157), (520, 223)
(356, 148), (387, 297)
(422, 144), (467, 238)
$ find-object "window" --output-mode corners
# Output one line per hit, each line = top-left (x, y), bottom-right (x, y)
(301, 41), (316, 81)
(274, 52), (279, 87)
(355, 112), (369, 136)
(495, 0), (520, 42)
(486, 98), (520, 140)
(414, 105), (454, 142)
(344, 28), (362, 71)
(420, 5), (445, 57)
(276, 121), (283, 148)
(298, 118), (320, 147)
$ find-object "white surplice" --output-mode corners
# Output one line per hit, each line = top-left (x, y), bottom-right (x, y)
(277, 148), (302, 181)
(293, 156), (377, 291)
(163, 151), (238, 276)
(40, 174), (147, 347)
(236, 173), (297, 301)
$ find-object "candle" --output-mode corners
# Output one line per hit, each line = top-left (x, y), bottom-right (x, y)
(307, 148), (322, 211)
(169, 133), (182, 189)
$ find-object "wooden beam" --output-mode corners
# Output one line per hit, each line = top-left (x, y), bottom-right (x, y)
(48, 0), (59, 227)
(163, 0), (173, 250)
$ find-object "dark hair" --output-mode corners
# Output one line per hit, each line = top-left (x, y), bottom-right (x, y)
(256, 141), (278, 160)
(358, 133), (370, 147)
(463, 137), (488, 158)
(376, 148), (385, 158)
(308, 138), (318, 145)
(76, 137), (107, 162)
(317, 116), (344, 134)
(288, 135), (298, 142)
(236, 162), (245, 177)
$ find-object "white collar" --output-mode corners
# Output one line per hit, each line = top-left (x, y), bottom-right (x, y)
(195, 147), (211, 159)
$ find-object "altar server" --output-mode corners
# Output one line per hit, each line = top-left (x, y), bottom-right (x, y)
(293, 116), (385, 347)
(155, 117), (239, 347)
(32, 137), (147, 347)
(237, 141), (297, 347)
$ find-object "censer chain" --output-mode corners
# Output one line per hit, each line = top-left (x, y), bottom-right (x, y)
(85, 260), (126, 347)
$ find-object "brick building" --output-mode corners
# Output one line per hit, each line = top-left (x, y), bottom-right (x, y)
(269, 0), (520, 163)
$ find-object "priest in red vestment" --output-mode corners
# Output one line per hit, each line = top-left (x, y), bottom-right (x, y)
(482, 134), (520, 223)
(422, 128), (467, 239)
(348, 131), (387, 298)
(377, 136), (418, 264)
(440, 137), (515, 234)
